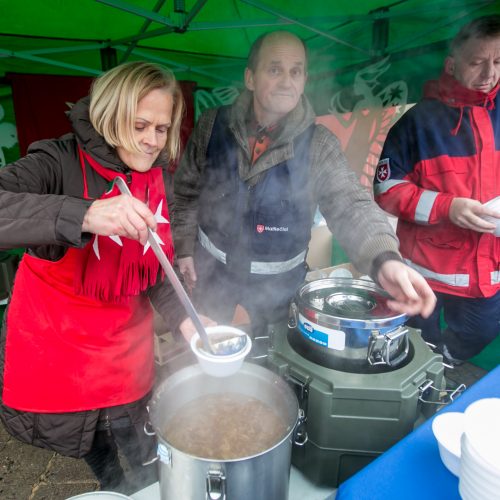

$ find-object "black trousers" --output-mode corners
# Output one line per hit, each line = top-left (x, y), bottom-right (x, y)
(407, 290), (500, 360)
(83, 415), (158, 494)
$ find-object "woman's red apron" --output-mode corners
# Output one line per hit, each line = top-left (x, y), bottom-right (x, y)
(1, 148), (175, 413)
(2, 248), (155, 412)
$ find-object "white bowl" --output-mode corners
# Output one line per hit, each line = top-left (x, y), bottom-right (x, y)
(328, 268), (353, 279)
(432, 411), (465, 476)
(190, 326), (252, 377)
(66, 492), (132, 499)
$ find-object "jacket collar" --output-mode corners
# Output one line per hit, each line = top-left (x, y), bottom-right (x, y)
(229, 89), (316, 147)
(424, 72), (499, 109)
(423, 72), (499, 136)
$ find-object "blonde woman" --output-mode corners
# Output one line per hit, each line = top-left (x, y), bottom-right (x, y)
(0, 61), (208, 493)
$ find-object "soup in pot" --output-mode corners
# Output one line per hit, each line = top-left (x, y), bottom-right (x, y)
(162, 392), (288, 460)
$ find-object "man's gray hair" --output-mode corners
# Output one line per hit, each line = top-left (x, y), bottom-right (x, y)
(450, 14), (500, 55)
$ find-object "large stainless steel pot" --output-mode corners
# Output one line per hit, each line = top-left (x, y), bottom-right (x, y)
(149, 363), (303, 500)
(289, 277), (410, 372)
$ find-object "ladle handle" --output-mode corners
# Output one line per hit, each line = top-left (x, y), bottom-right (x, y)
(113, 177), (214, 354)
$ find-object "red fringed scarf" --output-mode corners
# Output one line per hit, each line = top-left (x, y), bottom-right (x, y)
(75, 147), (174, 302)
(424, 72), (499, 135)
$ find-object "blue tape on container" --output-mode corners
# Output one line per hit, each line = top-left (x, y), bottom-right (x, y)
(298, 313), (346, 350)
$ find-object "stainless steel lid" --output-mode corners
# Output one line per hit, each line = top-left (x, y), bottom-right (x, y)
(296, 277), (407, 328)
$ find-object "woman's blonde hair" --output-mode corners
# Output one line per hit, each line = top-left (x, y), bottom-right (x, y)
(89, 61), (184, 161)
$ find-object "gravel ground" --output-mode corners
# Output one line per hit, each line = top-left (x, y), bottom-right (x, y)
(0, 420), (99, 500)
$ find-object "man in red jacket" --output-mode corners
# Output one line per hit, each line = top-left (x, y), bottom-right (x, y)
(374, 15), (500, 365)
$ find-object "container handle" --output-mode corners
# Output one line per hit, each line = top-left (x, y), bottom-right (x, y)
(206, 469), (226, 500)
(385, 329), (409, 367)
(418, 378), (466, 406)
(367, 327), (409, 367)
(288, 302), (298, 329)
(293, 408), (308, 447)
(424, 341), (455, 370)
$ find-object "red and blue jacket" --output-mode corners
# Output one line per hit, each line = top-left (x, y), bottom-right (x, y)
(374, 73), (500, 298)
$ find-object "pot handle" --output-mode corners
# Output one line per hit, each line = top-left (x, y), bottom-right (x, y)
(142, 454), (159, 465)
(143, 405), (156, 436)
(143, 421), (156, 437)
(140, 405), (160, 464)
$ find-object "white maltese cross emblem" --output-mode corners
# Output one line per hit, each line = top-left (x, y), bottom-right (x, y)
(92, 199), (169, 260)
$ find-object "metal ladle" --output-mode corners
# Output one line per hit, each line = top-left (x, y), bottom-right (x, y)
(113, 177), (247, 356)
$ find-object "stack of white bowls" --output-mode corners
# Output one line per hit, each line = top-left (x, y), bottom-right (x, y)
(459, 398), (500, 500)
(432, 411), (464, 476)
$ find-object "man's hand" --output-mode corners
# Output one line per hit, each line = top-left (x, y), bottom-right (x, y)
(449, 197), (499, 233)
(377, 260), (436, 318)
(178, 256), (197, 292)
(82, 195), (157, 245)
(178, 314), (217, 342)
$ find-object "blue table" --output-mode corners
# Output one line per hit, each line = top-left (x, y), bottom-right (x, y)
(336, 364), (500, 500)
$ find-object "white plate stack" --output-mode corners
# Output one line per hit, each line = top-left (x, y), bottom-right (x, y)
(459, 398), (500, 500)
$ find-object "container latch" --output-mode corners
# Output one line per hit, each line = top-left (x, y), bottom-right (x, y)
(206, 469), (226, 500)
(288, 301), (298, 329)
(294, 408), (309, 447)
(367, 327), (409, 366)
(418, 378), (466, 406)
(285, 372), (309, 412)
